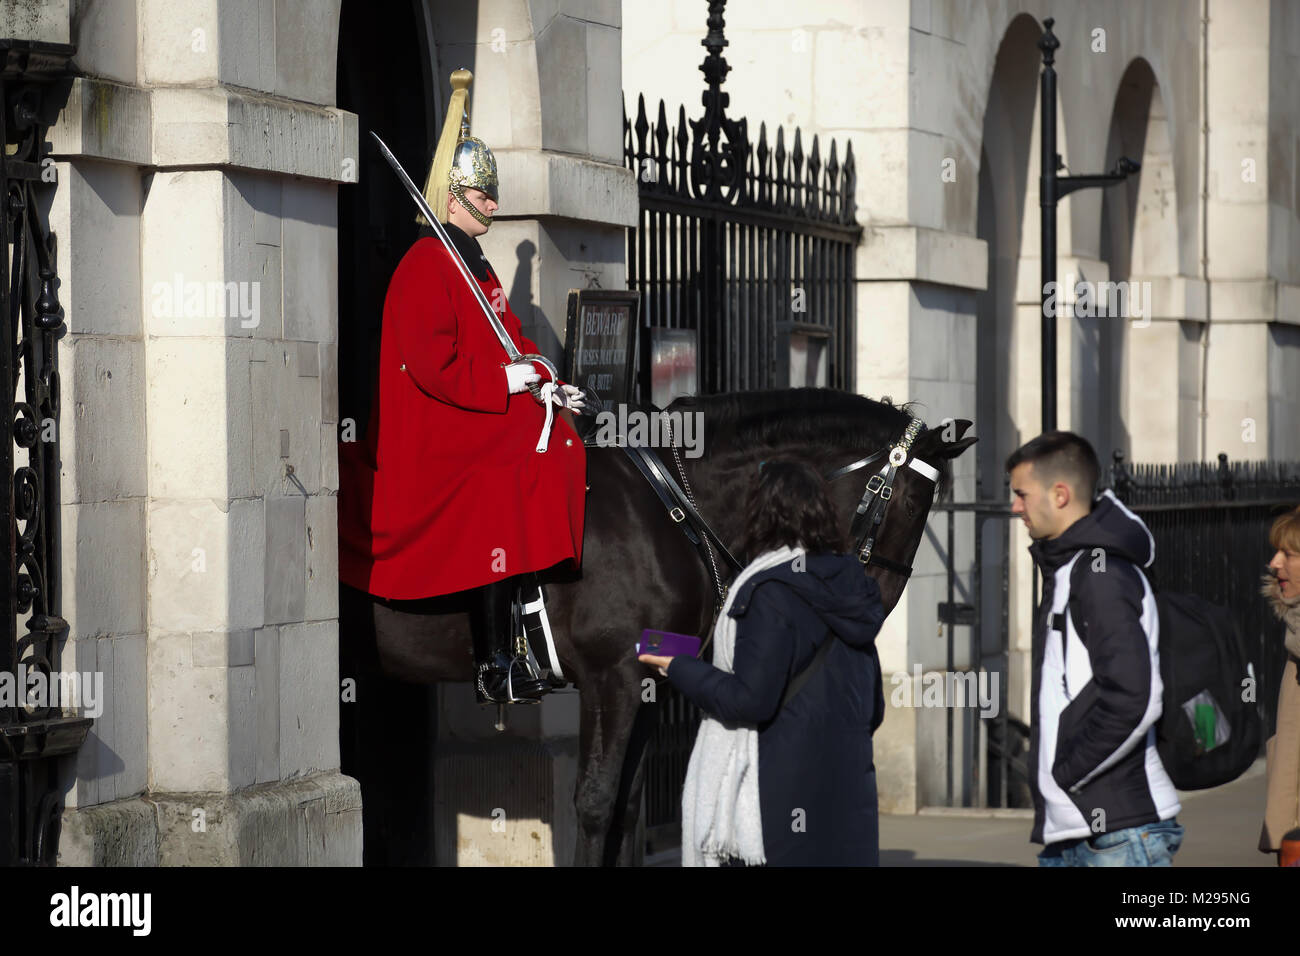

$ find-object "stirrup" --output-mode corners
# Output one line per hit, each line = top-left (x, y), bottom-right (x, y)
(519, 581), (567, 687)
(475, 657), (547, 705)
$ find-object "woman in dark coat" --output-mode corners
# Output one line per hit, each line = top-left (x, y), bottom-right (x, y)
(639, 460), (887, 866)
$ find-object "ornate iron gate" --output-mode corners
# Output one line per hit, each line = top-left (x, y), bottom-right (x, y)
(624, 1), (861, 402)
(627, 2), (863, 843)
(0, 39), (89, 867)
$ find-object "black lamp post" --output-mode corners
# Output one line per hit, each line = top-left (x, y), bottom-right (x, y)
(1038, 17), (1140, 432)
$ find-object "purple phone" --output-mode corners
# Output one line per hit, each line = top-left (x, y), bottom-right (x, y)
(637, 629), (701, 658)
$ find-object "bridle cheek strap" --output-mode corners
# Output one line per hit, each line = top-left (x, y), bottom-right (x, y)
(826, 417), (938, 578)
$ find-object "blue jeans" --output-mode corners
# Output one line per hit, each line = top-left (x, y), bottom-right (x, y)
(1037, 819), (1184, 867)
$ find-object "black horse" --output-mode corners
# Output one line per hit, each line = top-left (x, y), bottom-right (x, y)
(339, 387), (975, 865)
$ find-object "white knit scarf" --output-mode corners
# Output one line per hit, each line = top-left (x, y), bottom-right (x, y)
(680, 545), (804, 867)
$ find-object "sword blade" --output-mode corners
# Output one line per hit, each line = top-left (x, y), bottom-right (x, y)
(370, 130), (523, 363)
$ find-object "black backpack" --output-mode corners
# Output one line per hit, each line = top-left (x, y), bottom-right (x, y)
(1149, 589), (1262, 790)
(1062, 556), (1262, 791)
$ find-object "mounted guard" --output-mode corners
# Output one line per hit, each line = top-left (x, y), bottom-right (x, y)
(338, 69), (588, 705)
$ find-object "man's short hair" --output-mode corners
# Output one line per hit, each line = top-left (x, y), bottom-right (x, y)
(1005, 431), (1100, 502)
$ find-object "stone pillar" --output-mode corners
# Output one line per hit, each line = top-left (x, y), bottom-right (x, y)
(48, 1), (361, 865)
(1122, 277), (1207, 461)
(857, 231), (985, 812)
(1201, 0), (1289, 461)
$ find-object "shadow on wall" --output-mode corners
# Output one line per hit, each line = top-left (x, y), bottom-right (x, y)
(509, 238), (563, 363)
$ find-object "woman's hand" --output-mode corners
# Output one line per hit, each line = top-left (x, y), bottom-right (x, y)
(638, 653), (674, 677)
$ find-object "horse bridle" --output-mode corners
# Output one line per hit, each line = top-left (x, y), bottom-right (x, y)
(824, 416), (941, 579)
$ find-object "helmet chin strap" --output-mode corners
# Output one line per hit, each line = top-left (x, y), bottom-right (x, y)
(450, 183), (493, 228)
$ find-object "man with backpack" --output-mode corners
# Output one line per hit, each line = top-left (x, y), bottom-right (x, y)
(1007, 431), (1184, 866)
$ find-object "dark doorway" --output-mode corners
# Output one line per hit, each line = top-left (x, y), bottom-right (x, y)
(336, 0), (439, 866)
(337, 0), (438, 437)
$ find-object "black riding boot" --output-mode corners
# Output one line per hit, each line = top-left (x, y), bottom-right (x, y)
(472, 575), (551, 704)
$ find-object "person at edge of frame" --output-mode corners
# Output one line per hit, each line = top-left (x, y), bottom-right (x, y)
(337, 68), (587, 705)
(1260, 504), (1300, 866)
(1007, 431), (1184, 867)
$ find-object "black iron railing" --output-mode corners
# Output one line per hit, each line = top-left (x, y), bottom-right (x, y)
(0, 38), (89, 867)
(624, 0), (861, 401)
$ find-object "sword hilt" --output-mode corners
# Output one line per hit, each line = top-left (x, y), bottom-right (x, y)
(508, 354), (561, 406)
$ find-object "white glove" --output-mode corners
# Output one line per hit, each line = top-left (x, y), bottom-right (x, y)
(550, 384), (586, 414)
(506, 364), (541, 395)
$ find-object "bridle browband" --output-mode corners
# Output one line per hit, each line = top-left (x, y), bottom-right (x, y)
(823, 416), (941, 579)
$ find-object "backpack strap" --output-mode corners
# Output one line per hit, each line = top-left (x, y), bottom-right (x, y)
(779, 634), (835, 710)
(1058, 550), (1151, 674)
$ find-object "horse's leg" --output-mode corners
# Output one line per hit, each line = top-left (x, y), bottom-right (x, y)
(572, 661), (644, 866)
(608, 694), (656, 866)
(572, 674), (611, 867)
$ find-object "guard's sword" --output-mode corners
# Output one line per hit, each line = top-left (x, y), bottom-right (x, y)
(369, 131), (560, 391)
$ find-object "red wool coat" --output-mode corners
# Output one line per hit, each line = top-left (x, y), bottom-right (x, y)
(338, 227), (587, 600)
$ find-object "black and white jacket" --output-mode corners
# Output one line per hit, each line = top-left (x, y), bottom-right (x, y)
(1027, 490), (1181, 844)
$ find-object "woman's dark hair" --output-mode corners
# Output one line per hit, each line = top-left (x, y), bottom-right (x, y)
(735, 459), (846, 561)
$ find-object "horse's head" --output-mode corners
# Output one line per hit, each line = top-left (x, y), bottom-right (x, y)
(863, 419), (977, 612)
(665, 388), (977, 615)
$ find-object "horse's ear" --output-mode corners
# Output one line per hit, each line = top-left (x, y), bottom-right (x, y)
(919, 419), (975, 455)
(921, 418), (973, 441)
(937, 435), (978, 460)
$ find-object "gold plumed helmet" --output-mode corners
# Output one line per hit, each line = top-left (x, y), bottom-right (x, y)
(419, 69), (499, 228)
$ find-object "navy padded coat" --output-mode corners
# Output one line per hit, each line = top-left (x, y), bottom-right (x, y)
(668, 552), (887, 866)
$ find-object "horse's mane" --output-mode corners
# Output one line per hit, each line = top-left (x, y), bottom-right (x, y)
(662, 387), (953, 497)
(666, 387), (917, 454)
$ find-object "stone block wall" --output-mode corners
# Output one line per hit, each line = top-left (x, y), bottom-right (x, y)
(41, 0), (360, 864)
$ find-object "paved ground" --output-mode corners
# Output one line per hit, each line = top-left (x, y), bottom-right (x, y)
(880, 759), (1272, 867)
(649, 759), (1274, 867)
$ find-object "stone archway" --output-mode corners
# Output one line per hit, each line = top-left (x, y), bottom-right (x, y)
(974, 14), (1041, 497)
(1096, 58), (1189, 462)
(971, 12), (1044, 786)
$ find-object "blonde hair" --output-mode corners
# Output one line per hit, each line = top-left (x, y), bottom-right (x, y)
(1269, 505), (1300, 554)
